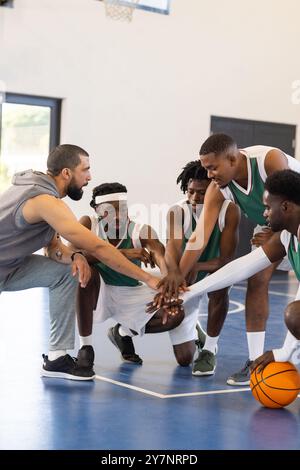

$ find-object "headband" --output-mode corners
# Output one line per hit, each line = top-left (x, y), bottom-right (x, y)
(95, 192), (128, 204)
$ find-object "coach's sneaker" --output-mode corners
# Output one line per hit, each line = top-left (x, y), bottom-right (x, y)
(192, 349), (216, 376)
(227, 359), (253, 386)
(108, 324), (143, 365)
(41, 353), (95, 381)
(76, 345), (95, 374)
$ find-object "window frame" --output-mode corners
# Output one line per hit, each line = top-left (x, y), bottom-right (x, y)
(0, 93), (61, 152)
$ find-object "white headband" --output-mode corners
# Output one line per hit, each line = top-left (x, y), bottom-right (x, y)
(95, 192), (128, 204)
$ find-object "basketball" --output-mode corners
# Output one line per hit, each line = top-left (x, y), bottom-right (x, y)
(250, 361), (300, 408)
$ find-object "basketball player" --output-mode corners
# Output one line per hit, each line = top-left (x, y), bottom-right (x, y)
(165, 161), (240, 374)
(179, 134), (300, 385)
(75, 182), (194, 366)
(175, 170), (300, 376)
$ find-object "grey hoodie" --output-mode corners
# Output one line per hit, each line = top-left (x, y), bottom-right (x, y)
(0, 170), (60, 281)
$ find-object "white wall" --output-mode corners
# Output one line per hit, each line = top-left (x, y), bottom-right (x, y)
(1, 0), (300, 229)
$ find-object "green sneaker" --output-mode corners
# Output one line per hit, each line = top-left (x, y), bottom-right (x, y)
(226, 359), (253, 386)
(192, 349), (216, 376)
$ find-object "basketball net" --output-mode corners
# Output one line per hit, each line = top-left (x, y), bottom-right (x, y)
(103, 0), (140, 23)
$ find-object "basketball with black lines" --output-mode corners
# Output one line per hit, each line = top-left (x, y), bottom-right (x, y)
(250, 362), (300, 408)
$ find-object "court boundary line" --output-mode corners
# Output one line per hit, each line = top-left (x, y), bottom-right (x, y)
(95, 284), (299, 399)
(95, 374), (251, 399)
(95, 376), (300, 400)
(233, 285), (296, 298)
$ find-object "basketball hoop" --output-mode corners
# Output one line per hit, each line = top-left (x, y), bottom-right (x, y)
(103, 0), (140, 23)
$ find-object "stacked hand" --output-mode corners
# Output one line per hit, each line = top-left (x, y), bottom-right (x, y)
(146, 271), (188, 325)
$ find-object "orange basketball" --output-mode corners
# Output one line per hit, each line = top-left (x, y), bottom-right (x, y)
(250, 361), (300, 408)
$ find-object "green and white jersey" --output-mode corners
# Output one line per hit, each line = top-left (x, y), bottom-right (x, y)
(91, 217), (143, 287)
(280, 230), (300, 281)
(176, 199), (231, 283)
(220, 146), (300, 225)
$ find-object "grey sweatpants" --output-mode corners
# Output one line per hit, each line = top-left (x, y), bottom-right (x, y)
(0, 254), (78, 350)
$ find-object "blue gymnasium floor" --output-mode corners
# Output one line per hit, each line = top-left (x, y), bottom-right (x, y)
(0, 272), (300, 450)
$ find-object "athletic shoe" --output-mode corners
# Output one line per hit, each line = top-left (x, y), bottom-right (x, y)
(76, 345), (95, 370)
(41, 353), (95, 380)
(195, 321), (218, 354)
(108, 324), (143, 365)
(227, 359), (253, 386)
(192, 349), (216, 376)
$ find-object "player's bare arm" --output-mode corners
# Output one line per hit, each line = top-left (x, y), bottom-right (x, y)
(22, 195), (160, 290)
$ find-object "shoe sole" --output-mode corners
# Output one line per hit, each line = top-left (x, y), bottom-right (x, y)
(226, 378), (250, 386)
(107, 328), (142, 365)
(41, 370), (95, 380)
(192, 366), (216, 376)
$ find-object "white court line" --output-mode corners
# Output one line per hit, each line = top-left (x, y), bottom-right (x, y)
(199, 299), (244, 317)
(163, 388), (250, 399)
(95, 374), (165, 398)
(269, 280), (299, 284)
(96, 287), (299, 400)
(95, 374), (251, 399)
(233, 285), (295, 298)
(95, 376), (300, 400)
(236, 280), (298, 285)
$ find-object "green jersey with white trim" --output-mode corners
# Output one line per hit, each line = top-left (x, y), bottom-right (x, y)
(227, 157), (265, 225)
(93, 220), (141, 287)
(220, 146), (300, 226)
(180, 200), (229, 283)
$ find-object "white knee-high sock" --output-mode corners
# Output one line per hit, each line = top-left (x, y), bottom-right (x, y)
(247, 331), (265, 361)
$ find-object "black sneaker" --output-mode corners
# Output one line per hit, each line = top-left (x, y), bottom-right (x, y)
(76, 345), (95, 371)
(107, 324), (143, 365)
(41, 353), (95, 381)
(192, 349), (217, 376)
